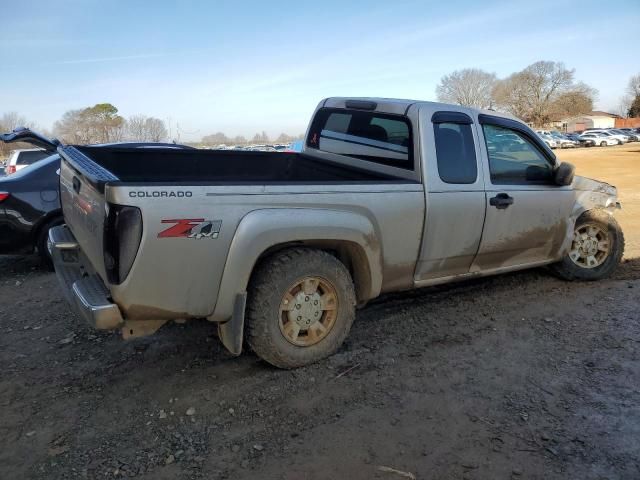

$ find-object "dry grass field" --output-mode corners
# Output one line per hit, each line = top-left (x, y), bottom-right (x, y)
(556, 143), (640, 258)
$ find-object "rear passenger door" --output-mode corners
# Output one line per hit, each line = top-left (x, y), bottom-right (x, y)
(415, 107), (486, 281)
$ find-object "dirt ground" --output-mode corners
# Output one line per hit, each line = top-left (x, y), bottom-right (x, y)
(1, 145), (639, 480)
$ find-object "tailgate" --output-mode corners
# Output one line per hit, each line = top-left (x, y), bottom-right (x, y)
(59, 146), (118, 280)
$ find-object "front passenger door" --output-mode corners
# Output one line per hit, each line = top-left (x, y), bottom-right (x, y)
(472, 121), (575, 272)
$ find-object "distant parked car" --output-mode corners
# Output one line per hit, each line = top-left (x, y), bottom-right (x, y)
(566, 133), (594, 147)
(610, 128), (639, 142)
(4, 148), (51, 175)
(537, 133), (557, 149)
(0, 128), (195, 266)
(579, 133), (618, 147)
(551, 133), (577, 148)
(587, 130), (628, 145)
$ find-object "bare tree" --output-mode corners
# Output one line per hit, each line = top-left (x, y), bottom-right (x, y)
(616, 97), (633, 118)
(628, 73), (640, 98)
(619, 73), (640, 118)
(435, 68), (497, 109)
(629, 96), (640, 118)
(550, 83), (597, 119)
(145, 118), (167, 142)
(127, 115), (147, 141)
(0, 112), (34, 157)
(54, 109), (89, 143)
(252, 131), (269, 143)
(201, 132), (231, 145)
(275, 133), (295, 143)
(127, 115), (167, 142)
(54, 104), (125, 144)
(493, 61), (591, 126)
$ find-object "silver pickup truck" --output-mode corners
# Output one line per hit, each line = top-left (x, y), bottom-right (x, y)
(8, 98), (625, 368)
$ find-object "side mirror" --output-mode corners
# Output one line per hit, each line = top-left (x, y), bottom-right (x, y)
(525, 165), (552, 182)
(554, 162), (575, 186)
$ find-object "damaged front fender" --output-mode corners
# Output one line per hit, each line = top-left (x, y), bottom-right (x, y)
(558, 176), (622, 256)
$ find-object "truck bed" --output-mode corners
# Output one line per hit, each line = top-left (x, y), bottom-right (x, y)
(72, 146), (403, 184)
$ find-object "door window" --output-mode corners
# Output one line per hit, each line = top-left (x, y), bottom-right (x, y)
(482, 124), (553, 185)
(433, 122), (477, 184)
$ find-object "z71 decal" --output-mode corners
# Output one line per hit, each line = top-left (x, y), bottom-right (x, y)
(158, 219), (222, 239)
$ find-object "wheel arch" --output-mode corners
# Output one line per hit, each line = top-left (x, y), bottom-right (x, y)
(210, 208), (383, 324)
(32, 209), (64, 247)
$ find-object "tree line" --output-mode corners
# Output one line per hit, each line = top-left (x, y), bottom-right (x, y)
(1, 103), (305, 158)
(435, 61), (603, 126)
(200, 131), (304, 146)
(0, 104), (169, 157)
(53, 104), (168, 144)
(437, 62), (640, 125)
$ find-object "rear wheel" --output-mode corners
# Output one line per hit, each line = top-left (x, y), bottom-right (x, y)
(246, 248), (356, 368)
(36, 217), (63, 270)
(551, 210), (624, 281)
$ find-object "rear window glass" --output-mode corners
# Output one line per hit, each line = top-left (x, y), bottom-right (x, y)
(433, 122), (477, 184)
(307, 108), (413, 169)
(16, 150), (50, 165)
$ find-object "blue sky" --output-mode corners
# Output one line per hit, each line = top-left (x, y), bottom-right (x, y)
(1, 0), (638, 140)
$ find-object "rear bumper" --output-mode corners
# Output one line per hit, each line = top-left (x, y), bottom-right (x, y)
(49, 225), (123, 330)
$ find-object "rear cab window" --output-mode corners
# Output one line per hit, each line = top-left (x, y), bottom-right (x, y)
(307, 108), (413, 170)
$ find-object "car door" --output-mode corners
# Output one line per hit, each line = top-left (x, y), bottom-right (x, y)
(415, 105), (486, 281)
(471, 115), (575, 272)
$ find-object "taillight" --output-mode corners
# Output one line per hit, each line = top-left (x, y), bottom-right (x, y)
(6, 165), (16, 175)
(104, 205), (143, 284)
(0, 192), (9, 202)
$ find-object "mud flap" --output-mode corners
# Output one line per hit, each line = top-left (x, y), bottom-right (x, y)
(217, 292), (246, 356)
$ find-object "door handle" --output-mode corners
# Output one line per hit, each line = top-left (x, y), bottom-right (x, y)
(72, 176), (81, 194)
(490, 193), (514, 209)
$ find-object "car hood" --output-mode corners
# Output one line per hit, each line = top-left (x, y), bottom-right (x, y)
(573, 175), (617, 195)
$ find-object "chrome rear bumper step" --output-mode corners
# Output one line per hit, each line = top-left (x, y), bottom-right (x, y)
(49, 225), (124, 330)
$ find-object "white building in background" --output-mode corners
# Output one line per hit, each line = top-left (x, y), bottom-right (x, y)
(560, 111), (621, 132)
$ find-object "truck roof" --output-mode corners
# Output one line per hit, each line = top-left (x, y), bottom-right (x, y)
(321, 97), (517, 121)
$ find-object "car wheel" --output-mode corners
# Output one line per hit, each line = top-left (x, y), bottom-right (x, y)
(246, 247), (356, 368)
(550, 209), (624, 281)
(36, 217), (64, 270)
(600, 141), (607, 147)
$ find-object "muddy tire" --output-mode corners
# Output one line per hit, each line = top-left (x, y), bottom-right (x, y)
(551, 210), (624, 281)
(246, 248), (356, 369)
(36, 217), (64, 270)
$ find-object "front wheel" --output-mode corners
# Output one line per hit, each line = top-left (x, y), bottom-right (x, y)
(551, 210), (624, 281)
(600, 141), (607, 147)
(246, 248), (356, 368)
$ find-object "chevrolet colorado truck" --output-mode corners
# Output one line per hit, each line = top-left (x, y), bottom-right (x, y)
(6, 98), (624, 368)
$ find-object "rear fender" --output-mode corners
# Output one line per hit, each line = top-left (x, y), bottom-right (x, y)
(210, 208), (383, 324)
